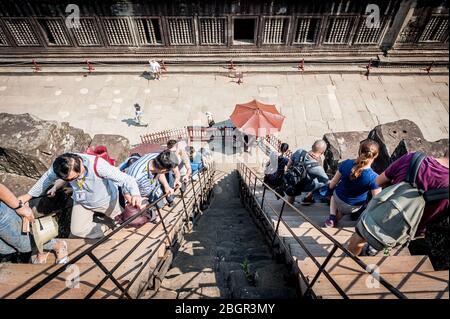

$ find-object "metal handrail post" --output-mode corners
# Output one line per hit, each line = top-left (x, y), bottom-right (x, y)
(155, 205), (172, 247)
(86, 252), (132, 299)
(180, 187), (190, 222)
(260, 184), (267, 210)
(303, 245), (340, 297)
(190, 177), (201, 214)
(271, 201), (285, 246)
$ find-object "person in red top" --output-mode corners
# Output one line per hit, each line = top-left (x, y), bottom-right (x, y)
(348, 149), (449, 256)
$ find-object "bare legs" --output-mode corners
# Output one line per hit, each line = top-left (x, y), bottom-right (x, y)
(348, 233), (367, 256)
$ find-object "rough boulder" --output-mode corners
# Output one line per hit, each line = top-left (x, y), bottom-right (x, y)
(0, 113), (92, 168)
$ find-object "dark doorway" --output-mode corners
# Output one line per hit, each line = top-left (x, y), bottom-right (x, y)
(233, 18), (256, 44)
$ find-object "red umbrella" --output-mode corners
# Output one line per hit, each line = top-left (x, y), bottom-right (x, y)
(230, 99), (285, 136)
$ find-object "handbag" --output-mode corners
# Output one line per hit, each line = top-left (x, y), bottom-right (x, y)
(31, 215), (59, 254)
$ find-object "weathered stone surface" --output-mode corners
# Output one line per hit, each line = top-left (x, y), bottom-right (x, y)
(0, 113), (92, 168)
(0, 147), (47, 178)
(90, 134), (130, 164)
(391, 137), (449, 163)
(0, 172), (37, 196)
(426, 215), (449, 271)
(368, 119), (425, 173)
(323, 131), (369, 175)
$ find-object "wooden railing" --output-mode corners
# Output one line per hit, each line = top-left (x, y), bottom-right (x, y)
(140, 128), (189, 145)
(264, 134), (293, 157)
(186, 126), (236, 142)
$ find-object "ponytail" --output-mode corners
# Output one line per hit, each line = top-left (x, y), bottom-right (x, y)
(350, 139), (379, 180)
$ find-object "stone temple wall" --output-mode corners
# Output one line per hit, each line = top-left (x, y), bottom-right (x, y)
(0, 0), (447, 58)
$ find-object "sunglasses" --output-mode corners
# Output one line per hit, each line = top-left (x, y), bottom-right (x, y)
(61, 172), (82, 182)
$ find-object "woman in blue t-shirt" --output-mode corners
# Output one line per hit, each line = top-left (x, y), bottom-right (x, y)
(324, 139), (381, 228)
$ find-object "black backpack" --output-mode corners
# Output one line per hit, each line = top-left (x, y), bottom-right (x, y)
(283, 150), (319, 193)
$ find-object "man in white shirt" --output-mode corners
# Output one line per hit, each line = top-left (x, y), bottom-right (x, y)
(19, 153), (143, 239)
(149, 59), (161, 80)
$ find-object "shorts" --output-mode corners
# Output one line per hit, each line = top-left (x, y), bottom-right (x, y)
(333, 192), (363, 215)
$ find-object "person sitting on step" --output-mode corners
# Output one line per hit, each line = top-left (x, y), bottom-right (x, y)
(347, 149), (449, 256)
(0, 183), (68, 264)
(324, 139), (381, 228)
(284, 140), (329, 205)
(125, 150), (179, 223)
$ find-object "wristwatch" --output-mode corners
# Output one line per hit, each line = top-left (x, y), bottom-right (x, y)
(13, 200), (23, 210)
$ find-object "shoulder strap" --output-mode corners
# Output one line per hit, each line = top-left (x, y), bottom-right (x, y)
(298, 150), (307, 163)
(405, 152), (426, 188)
(423, 188), (449, 202)
(306, 162), (320, 169)
(93, 156), (100, 178)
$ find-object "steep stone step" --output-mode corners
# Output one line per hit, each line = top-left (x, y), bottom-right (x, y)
(266, 214), (357, 229)
(45, 237), (164, 265)
(298, 255), (435, 277)
(160, 271), (217, 290)
(278, 226), (355, 237)
(0, 261), (144, 299)
(288, 239), (410, 262)
(313, 270), (449, 299)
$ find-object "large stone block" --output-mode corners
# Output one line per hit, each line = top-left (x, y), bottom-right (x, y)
(368, 119), (425, 173)
(0, 113), (92, 168)
(391, 137), (449, 163)
(0, 147), (47, 179)
(90, 134), (130, 164)
(0, 172), (37, 196)
(323, 131), (370, 175)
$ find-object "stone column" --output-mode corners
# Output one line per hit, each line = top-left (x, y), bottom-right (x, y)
(380, 0), (417, 52)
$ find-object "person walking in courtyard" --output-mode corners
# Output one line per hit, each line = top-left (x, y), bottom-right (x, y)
(205, 112), (215, 127)
(149, 59), (161, 80)
(133, 103), (148, 126)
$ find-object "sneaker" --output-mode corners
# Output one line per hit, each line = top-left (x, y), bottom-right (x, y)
(147, 209), (158, 224)
(324, 215), (337, 228)
(361, 244), (378, 256)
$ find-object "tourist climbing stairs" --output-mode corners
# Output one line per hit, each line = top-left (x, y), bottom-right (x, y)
(238, 163), (449, 299)
(0, 164), (217, 299)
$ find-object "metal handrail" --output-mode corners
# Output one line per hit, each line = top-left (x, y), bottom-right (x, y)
(16, 163), (216, 299)
(237, 162), (407, 299)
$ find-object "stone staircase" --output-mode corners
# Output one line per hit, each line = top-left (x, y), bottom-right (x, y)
(249, 170), (449, 299)
(151, 167), (298, 299)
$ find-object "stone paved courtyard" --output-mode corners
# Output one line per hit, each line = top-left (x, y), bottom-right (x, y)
(0, 73), (448, 148)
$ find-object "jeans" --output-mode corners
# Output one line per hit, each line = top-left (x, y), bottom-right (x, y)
(0, 202), (55, 255)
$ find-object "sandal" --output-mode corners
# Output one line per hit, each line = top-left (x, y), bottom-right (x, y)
(32, 252), (50, 264)
(55, 240), (69, 264)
